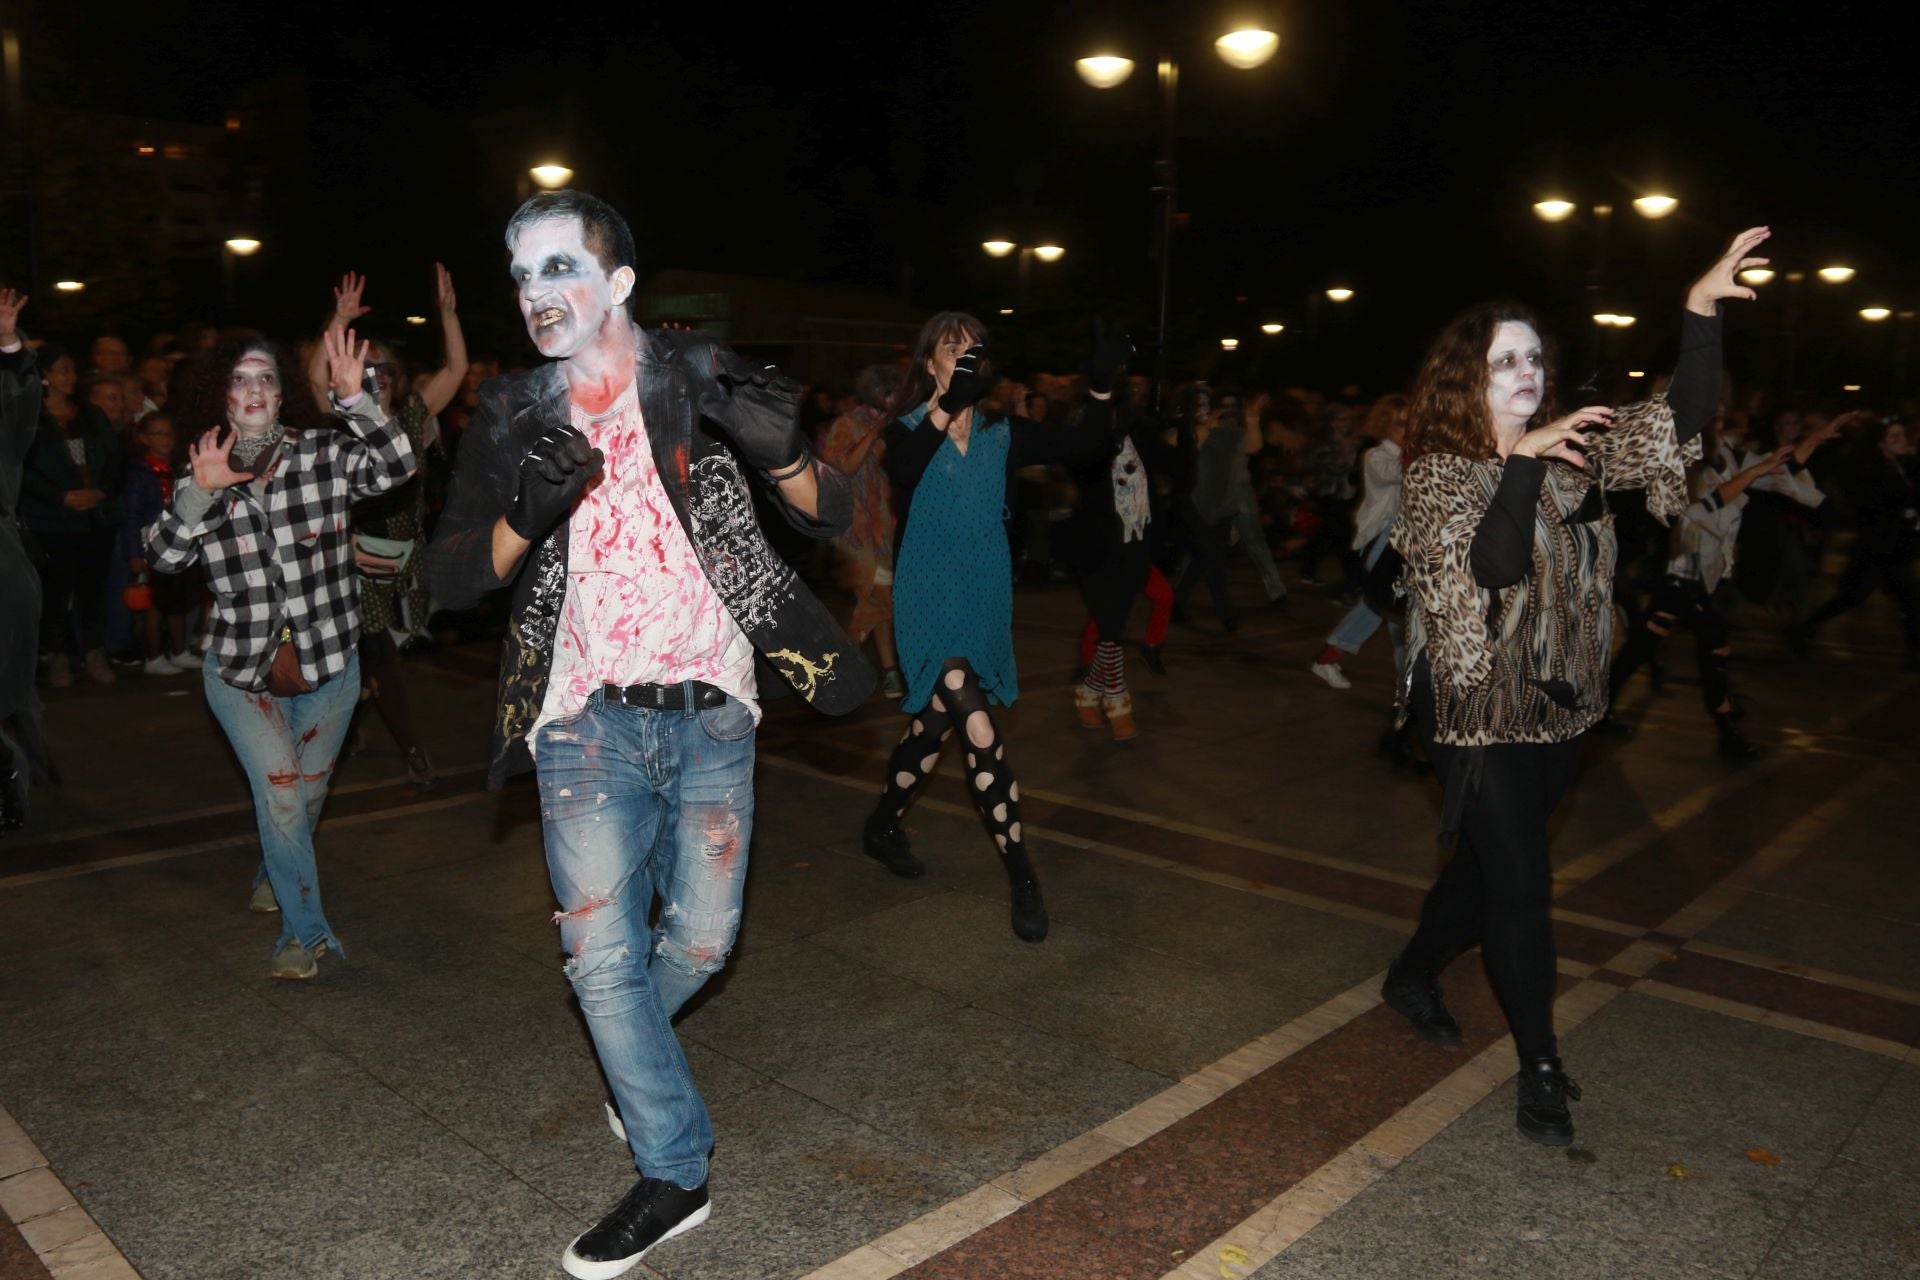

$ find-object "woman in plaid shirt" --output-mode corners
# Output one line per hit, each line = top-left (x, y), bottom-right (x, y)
(148, 326), (415, 979)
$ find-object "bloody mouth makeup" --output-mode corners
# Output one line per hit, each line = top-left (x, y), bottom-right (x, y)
(508, 216), (625, 360)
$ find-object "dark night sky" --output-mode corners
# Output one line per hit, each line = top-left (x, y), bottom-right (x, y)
(14, 0), (1917, 393)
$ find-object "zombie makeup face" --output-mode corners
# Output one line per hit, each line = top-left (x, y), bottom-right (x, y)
(508, 215), (634, 361)
(1485, 320), (1545, 429)
(226, 349), (283, 436)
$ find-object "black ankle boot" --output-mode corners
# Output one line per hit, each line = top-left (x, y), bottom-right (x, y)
(862, 811), (925, 878)
(1001, 850), (1049, 942)
(1515, 1056), (1582, 1146)
(1380, 963), (1462, 1045)
(1714, 714), (1760, 761)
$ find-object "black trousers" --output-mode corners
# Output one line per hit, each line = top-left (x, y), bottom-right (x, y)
(1399, 682), (1584, 1062)
(1174, 517), (1236, 626)
(1805, 546), (1920, 653)
(38, 529), (114, 656)
(1610, 575), (1731, 715)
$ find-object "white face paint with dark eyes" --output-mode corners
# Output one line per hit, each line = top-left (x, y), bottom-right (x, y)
(508, 216), (633, 361)
(226, 351), (282, 434)
(1485, 320), (1544, 427)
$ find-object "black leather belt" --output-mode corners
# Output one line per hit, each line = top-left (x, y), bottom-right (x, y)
(602, 681), (729, 710)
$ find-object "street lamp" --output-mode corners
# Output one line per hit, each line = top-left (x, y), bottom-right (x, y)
(1818, 266), (1855, 283)
(1260, 322), (1284, 335)
(1860, 307), (1892, 321)
(529, 163), (573, 190)
(1738, 267), (1774, 286)
(223, 237), (261, 256)
(1031, 244), (1065, 263)
(1532, 199), (1577, 223)
(53, 279), (84, 292)
(405, 315), (429, 326)
(1593, 313), (1637, 328)
(981, 239), (1016, 258)
(1631, 194), (1678, 219)
(1079, 22), (1280, 408)
(1325, 287), (1354, 303)
(1220, 337), (1240, 350)
(981, 240), (1065, 306)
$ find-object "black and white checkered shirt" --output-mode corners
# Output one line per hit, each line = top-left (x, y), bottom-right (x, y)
(149, 398), (415, 693)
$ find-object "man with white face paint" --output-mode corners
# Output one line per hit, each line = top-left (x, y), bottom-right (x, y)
(426, 190), (870, 1279)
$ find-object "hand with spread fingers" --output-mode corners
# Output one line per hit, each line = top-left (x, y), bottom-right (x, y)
(507, 424), (604, 539)
(332, 271), (372, 328)
(699, 348), (807, 475)
(0, 288), (27, 346)
(1512, 405), (1615, 469)
(189, 427), (255, 491)
(1687, 226), (1771, 316)
(937, 344), (996, 416)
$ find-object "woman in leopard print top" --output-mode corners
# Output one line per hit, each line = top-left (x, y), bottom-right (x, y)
(1379, 228), (1772, 1147)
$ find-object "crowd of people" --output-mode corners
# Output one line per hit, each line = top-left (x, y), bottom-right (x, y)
(2, 199), (1917, 1278)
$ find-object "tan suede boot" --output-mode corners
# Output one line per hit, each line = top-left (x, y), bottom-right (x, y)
(1103, 692), (1138, 741)
(1073, 683), (1105, 729)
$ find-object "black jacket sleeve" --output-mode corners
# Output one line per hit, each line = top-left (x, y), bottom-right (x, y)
(1665, 311), (1723, 445)
(883, 414), (945, 493)
(1470, 454), (1545, 588)
(424, 384), (519, 612)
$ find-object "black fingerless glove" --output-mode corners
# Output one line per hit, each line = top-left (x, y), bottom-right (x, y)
(506, 425), (605, 540)
(936, 344), (996, 416)
(699, 348), (807, 474)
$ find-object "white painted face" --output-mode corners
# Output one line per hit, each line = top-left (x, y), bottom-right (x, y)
(508, 216), (634, 361)
(1485, 320), (1544, 425)
(226, 350), (282, 434)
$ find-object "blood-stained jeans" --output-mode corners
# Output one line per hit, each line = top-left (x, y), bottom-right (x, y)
(202, 652), (359, 957)
(533, 688), (757, 1190)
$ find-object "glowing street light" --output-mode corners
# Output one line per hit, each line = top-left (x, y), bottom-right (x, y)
(529, 163), (574, 190)
(405, 315), (429, 326)
(1818, 266), (1856, 283)
(53, 280), (85, 293)
(1842, 384), (1863, 392)
(1593, 313), (1637, 328)
(1627, 370), (1646, 378)
(1220, 337), (1240, 351)
(1214, 29), (1280, 69)
(1631, 194), (1678, 219)
(998, 308), (1015, 316)
(1325, 288), (1354, 303)
(1738, 267), (1774, 286)
(1075, 55), (1135, 88)
(223, 238), (261, 256)
(981, 240), (1016, 258)
(1031, 244), (1065, 263)
(1260, 322), (1285, 335)
(1860, 307), (1892, 321)
(1532, 199), (1577, 222)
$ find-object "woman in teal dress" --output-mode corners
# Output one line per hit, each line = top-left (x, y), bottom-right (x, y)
(860, 311), (1123, 942)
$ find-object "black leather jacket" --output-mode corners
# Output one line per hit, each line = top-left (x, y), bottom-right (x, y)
(426, 326), (873, 788)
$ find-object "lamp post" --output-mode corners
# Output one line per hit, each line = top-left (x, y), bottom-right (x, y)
(981, 239), (1065, 309)
(1078, 25), (1279, 409)
(221, 236), (261, 309)
(1533, 191), (1674, 379)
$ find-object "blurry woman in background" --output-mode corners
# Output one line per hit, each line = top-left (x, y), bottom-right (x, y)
(1792, 415), (1920, 670)
(817, 362), (908, 698)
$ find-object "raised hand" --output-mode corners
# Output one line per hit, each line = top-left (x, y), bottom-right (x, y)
(332, 271), (372, 327)
(189, 426), (256, 490)
(937, 344), (996, 415)
(701, 349), (806, 473)
(433, 262), (457, 316)
(0, 288), (26, 345)
(1687, 227), (1771, 316)
(506, 425), (604, 539)
(1512, 406), (1615, 469)
(324, 325), (371, 401)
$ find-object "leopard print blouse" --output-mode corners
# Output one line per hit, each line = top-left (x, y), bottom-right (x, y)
(1390, 394), (1701, 746)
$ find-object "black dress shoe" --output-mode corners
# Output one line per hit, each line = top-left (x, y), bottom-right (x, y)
(1381, 969), (1463, 1045)
(563, 1176), (710, 1279)
(1515, 1056), (1582, 1147)
(1009, 876), (1049, 943)
(863, 812), (925, 878)
(1140, 644), (1167, 676)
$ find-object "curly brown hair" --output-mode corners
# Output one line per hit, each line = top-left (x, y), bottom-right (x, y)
(169, 334), (332, 442)
(1405, 302), (1556, 462)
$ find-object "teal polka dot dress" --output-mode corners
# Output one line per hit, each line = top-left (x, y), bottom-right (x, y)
(893, 415), (1017, 713)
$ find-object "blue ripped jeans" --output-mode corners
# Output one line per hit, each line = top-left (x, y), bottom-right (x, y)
(534, 688), (757, 1190)
(202, 653), (359, 957)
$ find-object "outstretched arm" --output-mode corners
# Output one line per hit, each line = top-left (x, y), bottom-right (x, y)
(412, 264), (471, 417)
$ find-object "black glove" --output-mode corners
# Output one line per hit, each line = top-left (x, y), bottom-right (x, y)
(699, 348), (807, 474)
(936, 344), (996, 416)
(506, 425), (604, 540)
(1085, 325), (1134, 396)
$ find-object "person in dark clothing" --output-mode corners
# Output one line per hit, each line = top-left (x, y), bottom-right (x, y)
(0, 288), (54, 829)
(20, 344), (124, 687)
(1382, 228), (1764, 1147)
(1173, 385), (1260, 631)
(1790, 417), (1920, 669)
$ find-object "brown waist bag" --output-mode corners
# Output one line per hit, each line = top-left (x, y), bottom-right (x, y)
(266, 630), (313, 698)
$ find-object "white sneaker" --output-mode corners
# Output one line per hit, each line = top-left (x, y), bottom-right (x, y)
(168, 649), (202, 670)
(143, 655), (182, 677)
(1311, 661), (1352, 689)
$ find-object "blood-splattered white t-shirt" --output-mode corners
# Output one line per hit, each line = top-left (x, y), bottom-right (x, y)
(531, 381), (757, 749)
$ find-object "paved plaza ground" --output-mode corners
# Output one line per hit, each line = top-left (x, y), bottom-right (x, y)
(2, 565), (1916, 1280)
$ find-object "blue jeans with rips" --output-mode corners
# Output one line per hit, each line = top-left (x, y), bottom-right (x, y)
(202, 652), (359, 956)
(533, 687), (757, 1190)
